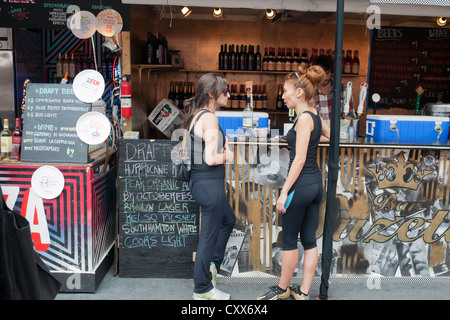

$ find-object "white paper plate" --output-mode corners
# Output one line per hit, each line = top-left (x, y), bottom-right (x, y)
(96, 9), (123, 37)
(68, 11), (97, 39)
(73, 69), (105, 103)
(76, 111), (111, 145)
(31, 166), (65, 200)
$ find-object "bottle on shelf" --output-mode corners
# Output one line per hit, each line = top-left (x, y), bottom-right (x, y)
(300, 48), (308, 69)
(11, 118), (22, 161)
(276, 84), (284, 110)
(255, 45), (262, 71)
(247, 45), (255, 71)
(310, 48), (318, 65)
(173, 81), (180, 107)
(223, 44), (229, 70)
(239, 44), (246, 71)
(351, 50), (360, 75)
(262, 47), (269, 71)
(231, 84), (239, 109)
(262, 85), (267, 109)
(255, 85), (263, 109)
(238, 84), (246, 109)
(146, 32), (158, 64)
(56, 53), (63, 78)
(276, 47), (283, 71)
(168, 81), (175, 101)
(344, 49), (352, 74)
(219, 44), (224, 70)
(291, 48), (300, 71)
(69, 53), (76, 79)
(268, 47), (275, 71)
(1, 119), (12, 160)
(63, 53), (70, 77)
(230, 44), (236, 70)
(285, 48), (292, 72)
(242, 82), (253, 129)
(235, 45), (240, 70)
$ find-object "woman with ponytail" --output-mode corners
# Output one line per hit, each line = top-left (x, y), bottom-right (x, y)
(257, 66), (330, 300)
(183, 73), (235, 300)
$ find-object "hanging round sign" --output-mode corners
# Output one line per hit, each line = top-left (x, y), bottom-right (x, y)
(72, 69), (105, 103)
(31, 166), (65, 200)
(96, 9), (123, 37)
(68, 10), (97, 39)
(76, 111), (111, 145)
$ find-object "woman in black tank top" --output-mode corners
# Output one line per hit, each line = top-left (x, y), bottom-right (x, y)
(182, 73), (235, 300)
(258, 66), (330, 301)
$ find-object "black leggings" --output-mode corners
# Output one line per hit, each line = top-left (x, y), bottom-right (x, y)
(282, 182), (323, 251)
(189, 178), (236, 294)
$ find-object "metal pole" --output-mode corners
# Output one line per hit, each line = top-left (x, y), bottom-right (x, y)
(319, 0), (344, 300)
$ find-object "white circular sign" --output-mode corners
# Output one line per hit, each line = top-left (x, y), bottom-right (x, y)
(73, 69), (105, 103)
(68, 10), (97, 39)
(96, 9), (123, 37)
(31, 166), (65, 200)
(76, 111), (111, 145)
(372, 93), (381, 103)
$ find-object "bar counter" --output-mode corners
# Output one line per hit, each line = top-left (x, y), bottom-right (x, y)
(0, 148), (117, 292)
(224, 137), (450, 279)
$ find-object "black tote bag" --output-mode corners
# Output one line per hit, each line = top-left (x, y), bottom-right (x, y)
(0, 187), (61, 300)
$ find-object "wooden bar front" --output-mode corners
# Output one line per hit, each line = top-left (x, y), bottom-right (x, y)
(224, 139), (450, 279)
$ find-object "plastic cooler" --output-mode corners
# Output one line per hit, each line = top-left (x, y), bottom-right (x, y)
(365, 115), (450, 140)
(216, 111), (269, 135)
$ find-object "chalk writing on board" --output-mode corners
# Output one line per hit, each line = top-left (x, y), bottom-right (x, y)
(118, 139), (199, 260)
(21, 83), (90, 163)
(369, 27), (450, 109)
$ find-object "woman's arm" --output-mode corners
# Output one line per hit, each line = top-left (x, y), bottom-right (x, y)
(320, 117), (331, 142)
(277, 113), (313, 213)
(201, 113), (234, 166)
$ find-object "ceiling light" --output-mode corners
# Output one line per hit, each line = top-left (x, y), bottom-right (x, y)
(181, 6), (191, 17)
(213, 8), (222, 18)
(437, 17), (447, 26)
(266, 9), (275, 20)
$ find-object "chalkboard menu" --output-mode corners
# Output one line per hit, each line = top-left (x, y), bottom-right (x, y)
(369, 27), (450, 110)
(0, 0), (129, 30)
(21, 83), (90, 164)
(118, 139), (199, 278)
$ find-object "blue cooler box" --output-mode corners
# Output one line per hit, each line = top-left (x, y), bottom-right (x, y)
(366, 115), (450, 140)
(216, 111), (269, 135)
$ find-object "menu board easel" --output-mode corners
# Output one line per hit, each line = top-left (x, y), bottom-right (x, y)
(21, 83), (90, 164)
(118, 139), (199, 278)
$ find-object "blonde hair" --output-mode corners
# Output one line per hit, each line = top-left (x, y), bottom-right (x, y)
(285, 65), (325, 102)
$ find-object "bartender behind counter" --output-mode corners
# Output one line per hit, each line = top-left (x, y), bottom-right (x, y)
(312, 55), (354, 125)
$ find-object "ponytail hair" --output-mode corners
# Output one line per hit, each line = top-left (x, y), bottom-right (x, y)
(285, 65), (324, 102)
(182, 73), (227, 128)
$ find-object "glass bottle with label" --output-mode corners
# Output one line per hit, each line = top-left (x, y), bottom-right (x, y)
(351, 50), (360, 75)
(242, 82), (253, 129)
(1, 119), (12, 160)
(12, 118), (22, 161)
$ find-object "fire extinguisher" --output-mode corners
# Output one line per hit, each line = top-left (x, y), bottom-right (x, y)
(120, 77), (132, 117)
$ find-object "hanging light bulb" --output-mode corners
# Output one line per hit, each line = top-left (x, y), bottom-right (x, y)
(266, 9), (275, 20)
(437, 17), (447, 27)
(181, 6), (191, 17)
(213, 8), (222, 18)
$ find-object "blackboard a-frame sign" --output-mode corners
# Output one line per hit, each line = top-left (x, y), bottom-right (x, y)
(118, 139), (199, 278)
(21, 83), (90, 164)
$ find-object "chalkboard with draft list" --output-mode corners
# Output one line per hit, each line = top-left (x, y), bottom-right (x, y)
(118, 139), (200, 278)
(21, 83), (90, 164)
(368, 27), (450, 110)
